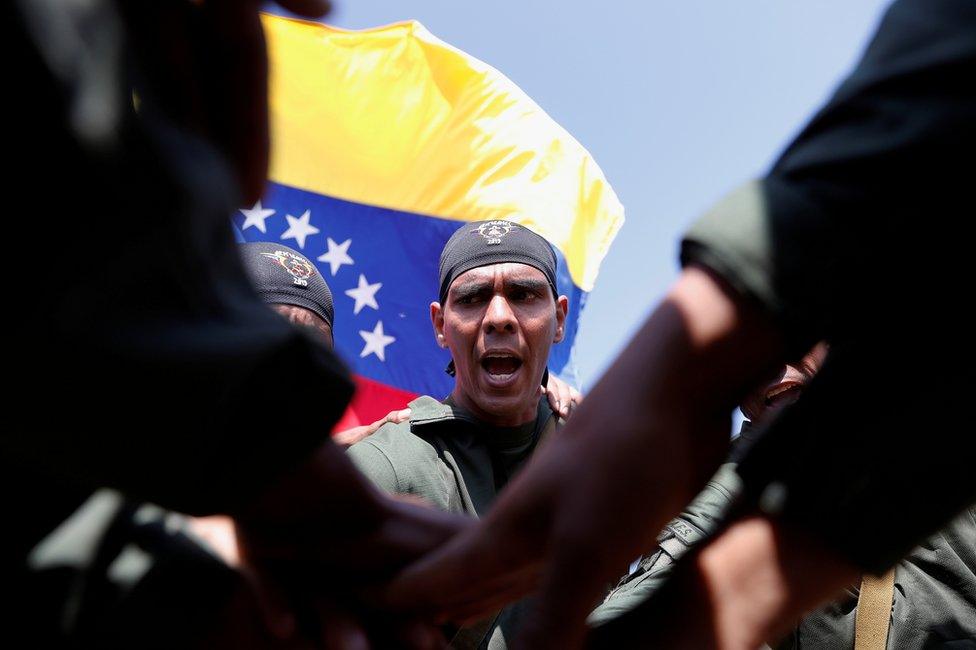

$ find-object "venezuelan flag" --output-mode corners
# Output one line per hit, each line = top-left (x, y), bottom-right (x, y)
(234, 14), (624, 425)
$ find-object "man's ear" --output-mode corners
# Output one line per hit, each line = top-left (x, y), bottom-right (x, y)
(324, 324), (335, 350)
(554, 295), (569, 343)
(430, 301), (448, 348)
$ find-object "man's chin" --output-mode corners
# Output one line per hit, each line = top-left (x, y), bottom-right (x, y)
(472, 388), (539, 426)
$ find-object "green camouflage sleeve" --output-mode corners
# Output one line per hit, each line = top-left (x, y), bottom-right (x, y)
(588, 464), (742, 626)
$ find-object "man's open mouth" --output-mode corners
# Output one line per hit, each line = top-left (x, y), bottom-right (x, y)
(481, 352), (523, 379)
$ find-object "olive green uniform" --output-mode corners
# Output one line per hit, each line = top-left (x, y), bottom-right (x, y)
(348, 396), (556, 517)
(348, 395), (557, 648)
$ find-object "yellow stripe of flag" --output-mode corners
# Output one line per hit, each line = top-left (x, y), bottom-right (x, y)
(263, 14), (624, 291)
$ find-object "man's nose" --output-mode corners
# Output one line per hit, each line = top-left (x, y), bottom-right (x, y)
(484, 295), (517, 333)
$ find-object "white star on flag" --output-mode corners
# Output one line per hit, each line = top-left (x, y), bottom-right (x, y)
(345, 274), (382, 315)
(239, 200), (275, 233)
(359, 321), (396, 361)
(317, 237), (354, 276)
(280, 210), (319, 249)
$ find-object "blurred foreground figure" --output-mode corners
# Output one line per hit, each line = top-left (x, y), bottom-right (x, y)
(590, 345), (976, 648)
(4, 1), (465, 647)
(385, 0), (976, 647)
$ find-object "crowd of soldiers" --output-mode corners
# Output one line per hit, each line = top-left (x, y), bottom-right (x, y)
(6, 0), (975, 648)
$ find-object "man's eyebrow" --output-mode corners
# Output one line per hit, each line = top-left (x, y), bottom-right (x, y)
(451, 280), (491, 297)
(506, 278), (549, 292)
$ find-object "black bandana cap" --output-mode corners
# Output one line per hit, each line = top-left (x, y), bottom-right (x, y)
(239, 242), (334, 328)
(438, 220), (558, 305)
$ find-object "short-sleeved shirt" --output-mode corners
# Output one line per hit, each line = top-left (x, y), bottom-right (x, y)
(680, 0), (976, 572)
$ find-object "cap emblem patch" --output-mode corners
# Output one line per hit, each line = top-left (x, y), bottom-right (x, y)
(472, 220), (517, 245)
(261, 250), (313, 286)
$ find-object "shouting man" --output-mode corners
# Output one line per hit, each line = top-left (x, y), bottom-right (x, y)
(348, 220), (569, 647)
(348, 219), (568, 515)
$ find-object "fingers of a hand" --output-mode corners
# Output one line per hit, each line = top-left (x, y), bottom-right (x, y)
(346, 408), (411, 445)
(562, 389), (580, 419)
(559, 387), (572, 418)
(332, 426), (369, 448)
(553, 381), (574, 418)
(544, 384), (581, 420)
(544, 385), (563, 417)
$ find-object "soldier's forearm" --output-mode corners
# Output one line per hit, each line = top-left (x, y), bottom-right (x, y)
(647, 265), (784, 419)
(570, 265), (785, 506)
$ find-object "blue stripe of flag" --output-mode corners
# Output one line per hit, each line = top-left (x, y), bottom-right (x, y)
(234, 182), (585, 398)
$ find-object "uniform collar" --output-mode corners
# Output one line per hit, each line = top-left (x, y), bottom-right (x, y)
(407, 395), (554, 449)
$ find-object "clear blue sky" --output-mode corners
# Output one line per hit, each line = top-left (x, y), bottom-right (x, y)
(292, 1), (892, 387)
